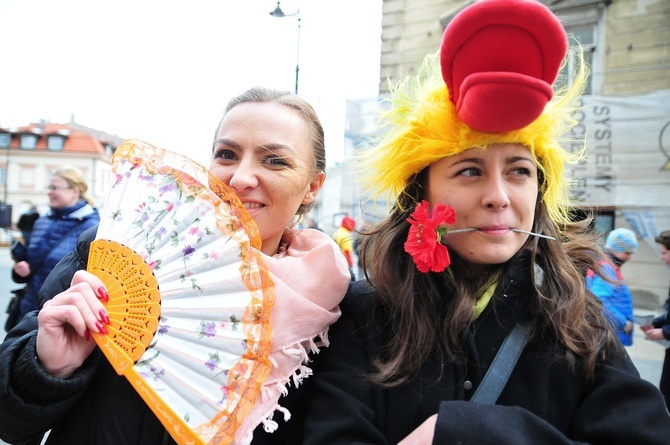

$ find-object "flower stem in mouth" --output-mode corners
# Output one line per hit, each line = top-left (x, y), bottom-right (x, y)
(445, 228), (479, 234)
(445, 227), (556, 241)
(510, 228), (556, 240)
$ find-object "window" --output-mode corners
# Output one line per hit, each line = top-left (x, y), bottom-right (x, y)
(552, 1), (606, 96)
(0, 133), (10, 148)
(20, 134), (38, 150)
(104, 143), (115, 157)
(557, 25), (596, 95)
(47, 135), (65, 151)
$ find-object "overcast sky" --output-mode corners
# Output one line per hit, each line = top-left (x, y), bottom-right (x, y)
(0, 0), (383, 166)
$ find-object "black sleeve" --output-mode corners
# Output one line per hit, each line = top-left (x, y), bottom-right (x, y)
(303, 284), (390, 445)
(0, 313), (99, 443)
(433, 353), (670, 445)
(0, 226), (100, 443)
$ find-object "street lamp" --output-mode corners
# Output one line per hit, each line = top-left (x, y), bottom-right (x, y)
(269, 1), (301, 94)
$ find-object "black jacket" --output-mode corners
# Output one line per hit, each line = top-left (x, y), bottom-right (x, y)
(0, 226), (310, 444)
(303, 257), (670, 444)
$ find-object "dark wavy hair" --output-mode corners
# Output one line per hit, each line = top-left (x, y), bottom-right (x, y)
(656, 230), (670, 250)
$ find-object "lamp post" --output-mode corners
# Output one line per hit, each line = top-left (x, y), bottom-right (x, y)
(269, 1), (301, 94)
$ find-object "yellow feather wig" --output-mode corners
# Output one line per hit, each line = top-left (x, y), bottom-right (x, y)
(360, 51), (588, 227)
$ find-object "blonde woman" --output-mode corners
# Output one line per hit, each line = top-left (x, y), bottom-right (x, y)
(11, 166), (99, 324)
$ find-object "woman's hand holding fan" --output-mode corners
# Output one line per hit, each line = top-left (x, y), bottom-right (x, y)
(36, 271), (109, 378)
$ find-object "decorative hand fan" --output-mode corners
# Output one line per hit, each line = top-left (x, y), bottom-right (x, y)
(87, 139), (275, 445)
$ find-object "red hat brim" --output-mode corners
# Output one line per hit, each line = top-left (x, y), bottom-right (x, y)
(440, 0), (568, 132)
(457, 72), (554, 133)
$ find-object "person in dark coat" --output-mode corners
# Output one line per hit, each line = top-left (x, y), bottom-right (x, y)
(11, 167), (99, 324)
(641, 229), (670, 410)
(16, 204), (39, 247)
(302, 1), (670, 443)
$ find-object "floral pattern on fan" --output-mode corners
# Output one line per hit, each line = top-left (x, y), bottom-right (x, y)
(88, 139), (275, 445)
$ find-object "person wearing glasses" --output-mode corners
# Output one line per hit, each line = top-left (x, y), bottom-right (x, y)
(10, 166), (99, 326)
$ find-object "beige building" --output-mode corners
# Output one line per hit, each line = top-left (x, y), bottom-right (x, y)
(331, 0), (670, 305)
(0, 119), (122, 240)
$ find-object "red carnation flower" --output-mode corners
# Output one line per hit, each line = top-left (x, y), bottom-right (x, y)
(404, 200), (456, 273)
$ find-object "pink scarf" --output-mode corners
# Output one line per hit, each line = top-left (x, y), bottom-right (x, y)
(234, 228), (350, 443)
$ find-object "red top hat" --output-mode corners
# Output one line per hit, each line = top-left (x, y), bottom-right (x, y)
(440, 0), (568, 133)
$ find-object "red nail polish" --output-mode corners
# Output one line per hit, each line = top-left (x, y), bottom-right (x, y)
(99, 309), (110, 325)
(95, 321), (108, 335)
(97, 286), (109, 302)
(84, 329), (90, 342)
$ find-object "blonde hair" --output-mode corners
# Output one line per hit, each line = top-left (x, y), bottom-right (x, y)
(53, 166), (95, 206)
(360, 49), (588, 227)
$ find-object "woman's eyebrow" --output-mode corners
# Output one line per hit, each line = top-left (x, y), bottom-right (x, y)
(213, 139), (296, 155)
(260, 143), (296, 154)
(507, 155), (535, 164)
(449, 157), (483, 167)
(213, 138), (240, 148)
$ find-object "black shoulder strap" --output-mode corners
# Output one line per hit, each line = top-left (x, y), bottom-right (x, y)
(470, 314), (535, 404)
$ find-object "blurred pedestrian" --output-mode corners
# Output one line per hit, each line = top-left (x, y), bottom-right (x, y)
(332, 215), (356, 280)
(16, 204), (39, 247)
(10, 167), (100, 325)
(586, 227), (638, 346)
(641, 229), (670, 410)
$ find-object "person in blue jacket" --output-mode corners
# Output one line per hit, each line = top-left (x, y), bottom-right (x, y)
(11, 166), (99, 325)
(586, 227), (637, 346)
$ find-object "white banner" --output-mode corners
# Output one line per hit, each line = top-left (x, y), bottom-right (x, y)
(566, 90), (670, 249)
(566, 89), (670, 207)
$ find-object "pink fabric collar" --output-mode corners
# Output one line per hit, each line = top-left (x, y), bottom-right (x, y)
(235, 228), (350, 443)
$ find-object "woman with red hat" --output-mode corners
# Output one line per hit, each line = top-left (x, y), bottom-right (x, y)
(302, 0), (670, 443)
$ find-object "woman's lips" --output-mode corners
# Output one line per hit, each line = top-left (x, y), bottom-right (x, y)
(476, 226), (512, 235)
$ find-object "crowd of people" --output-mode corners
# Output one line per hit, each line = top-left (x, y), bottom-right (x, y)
(1, 0), (670, 444)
